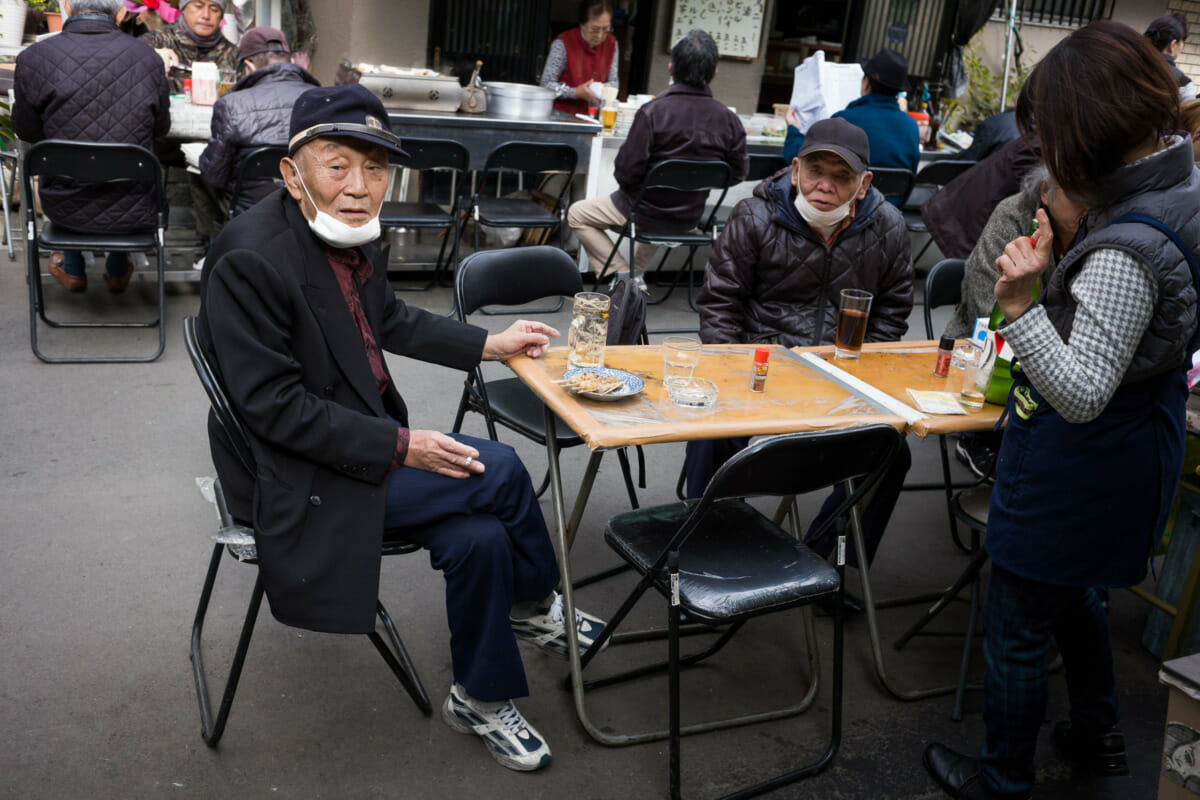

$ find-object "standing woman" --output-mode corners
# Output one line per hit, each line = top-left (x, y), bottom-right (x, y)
(924, 20), (1200, 800)
(1146, 13), (1196, 101)
(539, 0), (618, 115)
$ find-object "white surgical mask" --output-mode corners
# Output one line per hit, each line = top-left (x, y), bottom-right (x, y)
(293, 166), (381, 249)
(793, 180), (860, 238)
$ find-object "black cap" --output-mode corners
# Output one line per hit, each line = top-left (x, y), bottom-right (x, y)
(797, 118), (870, 173)
(860, 48), (910, 93)
(287, 84), (407, 158)
(939, 335), (956, 350)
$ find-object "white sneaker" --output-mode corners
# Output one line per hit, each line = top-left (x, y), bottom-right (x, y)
(510, 591), (608, 659)
(441, 683), (551, 772)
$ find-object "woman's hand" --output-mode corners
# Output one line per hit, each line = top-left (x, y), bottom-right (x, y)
(483, 320), (560, 361)
(402, 430), (484, 478)
(995, 207), (1054, 322)
(573, 83), (599, 104)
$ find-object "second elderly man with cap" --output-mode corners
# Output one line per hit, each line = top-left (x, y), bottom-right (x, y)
(690, 117), (914, 579)
(196, 84), (606, 773)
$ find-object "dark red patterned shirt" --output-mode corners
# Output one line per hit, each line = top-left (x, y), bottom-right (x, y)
(324, 245), (410, 468)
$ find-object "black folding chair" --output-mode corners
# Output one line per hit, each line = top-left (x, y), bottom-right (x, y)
(226, 145), (287, 220)
(468, 141), (577, 314)
(592, 158), (733, 313)
(904, 160), (975, 263)
(379, 138), (470, 292)
(868, 166), (915, 207)
(1, 148), (18, 261)
(182, 315), (432, 747)
(705, 152), (788, 238)
(450, 246), (642, 508)
(24, 140), (167, 363)
(588, 425), (903, 799)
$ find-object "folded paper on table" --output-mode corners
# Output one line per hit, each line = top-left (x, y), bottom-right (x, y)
(789, 50), (864, 134)
(906, 389), (969, 415)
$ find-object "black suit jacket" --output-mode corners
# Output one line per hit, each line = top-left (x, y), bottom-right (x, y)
(196, 190), (487, 633)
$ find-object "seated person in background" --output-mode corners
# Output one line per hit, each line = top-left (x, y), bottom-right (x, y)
(783, 48), (920, 199)
(944, 163), (1086, 479)
(1146, 13), (1195, 101)
(957, 109), (1019, 163)
(192, 26), (319, 266)
(13, 0), (169, 293)
(539, 0), (618, 114)
(146, 0), (237, 92)
(690, 118), (914, 570)
(567, 29), (747, 291)
(197, 84), (606, 773)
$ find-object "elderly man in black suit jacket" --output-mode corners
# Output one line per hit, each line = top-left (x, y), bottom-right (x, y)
(196, 84), (604, 773)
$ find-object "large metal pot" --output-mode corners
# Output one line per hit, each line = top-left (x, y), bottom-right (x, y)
(484, 82), (555, 120)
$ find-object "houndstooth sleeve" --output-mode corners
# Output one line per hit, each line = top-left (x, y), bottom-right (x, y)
(999, 247), (1158, 423)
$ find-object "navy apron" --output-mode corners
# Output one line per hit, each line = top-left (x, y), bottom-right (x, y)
(986, 214), (1200, 588)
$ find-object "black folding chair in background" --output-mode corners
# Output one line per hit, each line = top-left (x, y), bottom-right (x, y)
(867, 166), (915, 208)
(705, 152), (788, 238)
(585, 424), (903, 799)
(904, 160), (975, 263)
(468, 141), (577, 315)
(591, 158), (732, 314)
(24, 140), (168, 363)
(226, 145), (288, 221)
(182, 315), (432, 746)
(450, 246), (643, 508)
(379, 137), (470, 293)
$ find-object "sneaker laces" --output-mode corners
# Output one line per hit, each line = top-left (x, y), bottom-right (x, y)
(544, 592), (587, 629)
(496, 702), (530, 737)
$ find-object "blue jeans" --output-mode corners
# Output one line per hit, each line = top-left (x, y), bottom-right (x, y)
(59, 250), (130, 278)
(978, 564), (1119, 796)
(383, 434), (559, 702)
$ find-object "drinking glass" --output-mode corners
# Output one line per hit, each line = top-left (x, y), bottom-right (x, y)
(661, 335), (701, 388)
(955, 346), (985, 409)
(834, 288), (872, 359)
(600, 105), (617, 131)
(567, 292), (610, 369)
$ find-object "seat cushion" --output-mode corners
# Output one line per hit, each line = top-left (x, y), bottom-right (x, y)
(903, 208), (926, 233)
(605, 499), (840, 621)
(479, 377), (582, 447)
(475, 196), (558, 227)
(380, 200), (454, 228)
(39, 220), (156, 251)
(952, 484), (991, 530)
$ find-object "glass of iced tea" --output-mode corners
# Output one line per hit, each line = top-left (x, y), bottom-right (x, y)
(834, 288), (872, 359)
(567, 292), (610, 369)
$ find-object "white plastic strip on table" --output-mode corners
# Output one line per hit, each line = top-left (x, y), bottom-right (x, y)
(797, 351), (927, 426)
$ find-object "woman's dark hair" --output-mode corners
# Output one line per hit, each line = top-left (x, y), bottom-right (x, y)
(579, 0), (613, 24)
(671, 29), (719, 89)
(1146, 14), (1187, 51)
(1016, 20), (1179, 201)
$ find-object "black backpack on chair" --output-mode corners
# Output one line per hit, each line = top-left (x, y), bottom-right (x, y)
(605, 272), (648, 492)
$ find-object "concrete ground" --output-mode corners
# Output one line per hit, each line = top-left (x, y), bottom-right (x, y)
(0, 235), (1173, 800)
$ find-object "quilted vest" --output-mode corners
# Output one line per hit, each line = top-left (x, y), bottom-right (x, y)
(551, 27), (616, 114)
(1043, 136), (1200, 384)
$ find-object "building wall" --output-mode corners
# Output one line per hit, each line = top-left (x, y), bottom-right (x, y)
(308, 0), (430, 87)
(1167, 0), (1200, 80)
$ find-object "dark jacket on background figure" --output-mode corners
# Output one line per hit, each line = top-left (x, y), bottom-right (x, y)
(200, 62), (320, 209)
(13, 14), (170, 233)
(698, 169), (913, 347)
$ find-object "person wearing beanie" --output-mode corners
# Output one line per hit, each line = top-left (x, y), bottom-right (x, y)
(144, 0), (236, 93)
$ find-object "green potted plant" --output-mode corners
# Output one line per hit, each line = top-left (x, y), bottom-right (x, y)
(26, 0), (61, 34)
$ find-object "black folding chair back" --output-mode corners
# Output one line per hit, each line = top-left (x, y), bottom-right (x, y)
(24, 139), (167, 362)
(182, 315), (431, 747)
(227, 145), (287, 220)
(905, 160), (976, 263)
(868, 166), (915, 206)
(380, 138), (471, 292)
(594, 158), (733, 313)
(746, 152), (788, 182)
(594, 424), (903, 799)
(923, 257), (966, 340)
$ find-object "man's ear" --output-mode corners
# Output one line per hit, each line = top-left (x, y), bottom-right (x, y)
(857, 170), (872, 200)
(280, 156), (305, 203)
(790, 157), (801, 188)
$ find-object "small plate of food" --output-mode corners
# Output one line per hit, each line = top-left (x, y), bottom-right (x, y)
(560, 367), (645, 401)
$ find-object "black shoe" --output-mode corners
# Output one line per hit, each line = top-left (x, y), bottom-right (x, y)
(1053, 721), (1129, 776)
(923, 743), (1030, 799)
(955, 436), (997, 480)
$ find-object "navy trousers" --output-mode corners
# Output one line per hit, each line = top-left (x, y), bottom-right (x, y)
(978, 564), (1119, 796)
(383, 434), (559, 703)
(683, 437), (912, 566)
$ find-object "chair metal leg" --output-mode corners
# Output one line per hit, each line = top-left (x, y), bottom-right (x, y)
(913, 235), (933, 265)
(952, 530), (984, 721)
(668, 551), (683, 800)
(370, 599), (433, 716)
(615, 446), (640, 509)
(0, 159), (13, 261)
(190, 543), (264, 748)
(892, 540), (989, 651)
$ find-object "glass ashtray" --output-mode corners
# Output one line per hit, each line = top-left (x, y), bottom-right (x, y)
(667, 377), (718, 409)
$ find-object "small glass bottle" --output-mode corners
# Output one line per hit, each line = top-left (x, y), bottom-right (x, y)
(183, 78), (192, 103)
(934, 335), (955, 377)
(750, 347), (769, 392)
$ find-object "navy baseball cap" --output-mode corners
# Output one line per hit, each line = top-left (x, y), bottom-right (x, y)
(797, 118), (870, 173)
(287, 84), (407, 158)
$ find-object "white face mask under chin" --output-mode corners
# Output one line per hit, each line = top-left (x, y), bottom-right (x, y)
(793, 180), (860, 237)
(295, 168), (382, 249)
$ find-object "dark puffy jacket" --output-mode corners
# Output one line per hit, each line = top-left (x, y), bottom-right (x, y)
(698, 169), (913, 347)
(14, 15), (170, 233)
(199, 62), (319, 206)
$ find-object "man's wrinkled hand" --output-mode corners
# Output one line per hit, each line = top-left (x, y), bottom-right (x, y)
(402, 430), (484, 479)
(156, 48), (180, 75)
(995, 207), (1053, 323)
(483, 320), (560, 361)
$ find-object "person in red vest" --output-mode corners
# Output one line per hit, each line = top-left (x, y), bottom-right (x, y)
(539, 0), (618, 115)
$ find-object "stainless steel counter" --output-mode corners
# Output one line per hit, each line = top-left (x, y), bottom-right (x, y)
(387, 108), (601, 173)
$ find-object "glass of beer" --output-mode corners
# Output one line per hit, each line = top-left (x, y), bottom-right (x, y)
(955, 346), (986, 409)
(567, 292), (610, 369)
(834, 288), (872, 359)
(600, 104), (617, 131)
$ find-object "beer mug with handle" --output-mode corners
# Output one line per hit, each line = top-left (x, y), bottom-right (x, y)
(567, 292), (610, 369)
